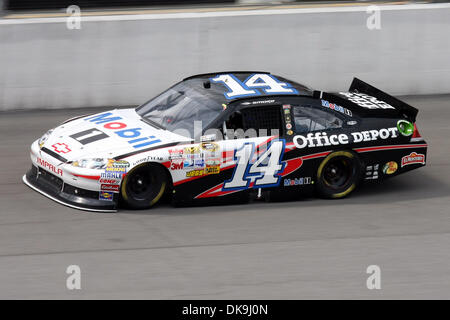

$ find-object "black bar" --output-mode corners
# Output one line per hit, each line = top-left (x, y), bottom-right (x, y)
(6, 0), (236, 10)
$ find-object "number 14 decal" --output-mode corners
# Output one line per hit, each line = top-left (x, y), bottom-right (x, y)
(211, 73), (298, 99)
(223, 140), (286, 190)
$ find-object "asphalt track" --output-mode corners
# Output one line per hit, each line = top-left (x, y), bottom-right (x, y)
(0, 94), (449, 299)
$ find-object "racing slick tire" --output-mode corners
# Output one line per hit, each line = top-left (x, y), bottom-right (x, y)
(120, 163), (168, 209)
(316, 151), (362, 199)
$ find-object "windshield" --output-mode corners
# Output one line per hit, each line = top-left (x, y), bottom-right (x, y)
(136, 79), (225, 139)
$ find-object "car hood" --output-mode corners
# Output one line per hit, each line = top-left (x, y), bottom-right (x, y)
(42, 108), (191, 161)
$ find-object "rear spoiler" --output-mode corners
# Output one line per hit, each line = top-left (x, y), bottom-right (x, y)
(349, 78), (418, 122)
(320, 78), (419, 122)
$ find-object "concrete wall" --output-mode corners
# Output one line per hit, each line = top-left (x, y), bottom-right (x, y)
(0, 3), (449, 111)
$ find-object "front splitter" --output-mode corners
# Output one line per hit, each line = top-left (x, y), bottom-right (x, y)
(23, 174), (118, 213)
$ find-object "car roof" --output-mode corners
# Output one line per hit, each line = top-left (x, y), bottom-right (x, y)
(182, 71), (314, 101)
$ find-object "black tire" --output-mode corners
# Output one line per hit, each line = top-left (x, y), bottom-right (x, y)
(316, 151), (362, 199)
(120, 163), (168, 209)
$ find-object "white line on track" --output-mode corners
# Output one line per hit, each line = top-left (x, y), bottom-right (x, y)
(1, 3), (450, 25)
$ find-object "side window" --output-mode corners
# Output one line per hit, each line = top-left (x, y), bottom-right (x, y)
(225, 111), (244, 132)
(293, 105), (343, 134)
(241, 106), (282, 133)
(223, 106), (282, 139)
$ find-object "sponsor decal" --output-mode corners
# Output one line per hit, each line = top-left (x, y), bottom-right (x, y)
(170, 144), (220, 171)
(206, 158), (220, 166)
(103, 160), (129, 175)
(168, 148), (184, 160)
(284, 177), (312, 186)
(206, 166), (220, 175)
(200, 142), (219, 152)
(242, 99), (275, 105)
(183, 160), (194, 168)
(401, 152), (425, 167)
(99, 178), (121, 184)
(100, 172), (123, 179)
(170, 159), (184, 170)
(101, 184), (120, 193)
(186, 153), (203, 160)
(37, 158), (63, 176)
(186, 169), (205, 177)
(293, 128), (398, 149)
(321, 100), (353, 117)
(283, 104), (294, 131)
(170, 145), (211, 170)
(105, 167), (127, 173)
(107, 160), (130, 168)
(294, 132), (348, 149)
(382, 161), (398, 175)
(83, 112), (162, 149)
(184, 145), (201, 155)
(351, 128), (399, 143)
(397, 119), (414, 137)
(133, 155), (163, 166)
(365, 164), (379, 180)
(204, 146), (220, 156)
(186, 165), (220, 177)
(51, 143), (71, 154)
(184, 159), (206, 169)
(339, 92), (395, 110)
(99, 191), (114, 201)
(194, 159), (205, 168)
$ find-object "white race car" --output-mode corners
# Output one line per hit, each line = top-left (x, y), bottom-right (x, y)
(23, 72), (427, 212)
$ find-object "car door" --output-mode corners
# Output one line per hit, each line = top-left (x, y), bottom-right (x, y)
(200, 104), (288, 197)
(279, 98), (351, 189)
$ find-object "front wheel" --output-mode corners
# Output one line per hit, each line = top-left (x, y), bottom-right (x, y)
(316, 151), (362, 199)
(120, 164), (168, 209)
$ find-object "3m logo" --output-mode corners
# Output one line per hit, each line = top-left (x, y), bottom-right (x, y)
(171, 161), (184, 170)
(52, 143), (71, 154)
(401, 152), (425, 167)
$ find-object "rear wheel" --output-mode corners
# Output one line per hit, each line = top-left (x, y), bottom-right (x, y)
(121, 164), (168, 209)
(316, 151), (362, 199)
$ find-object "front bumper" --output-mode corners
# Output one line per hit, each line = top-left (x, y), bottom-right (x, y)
(24, 165), (118, 212)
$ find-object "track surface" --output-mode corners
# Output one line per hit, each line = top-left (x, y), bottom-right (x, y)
(1, 95), (449, 299)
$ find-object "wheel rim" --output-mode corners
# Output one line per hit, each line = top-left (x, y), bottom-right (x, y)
(127, 169), (156, 201)
(323, 158), (353, 189)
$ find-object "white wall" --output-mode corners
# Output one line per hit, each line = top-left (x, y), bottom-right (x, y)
(0, 4), (449, 111)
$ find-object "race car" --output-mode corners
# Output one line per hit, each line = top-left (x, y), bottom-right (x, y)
(23, 72), (427, 212)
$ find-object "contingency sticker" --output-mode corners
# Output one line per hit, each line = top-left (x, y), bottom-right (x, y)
(99, 191), (114, 201)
